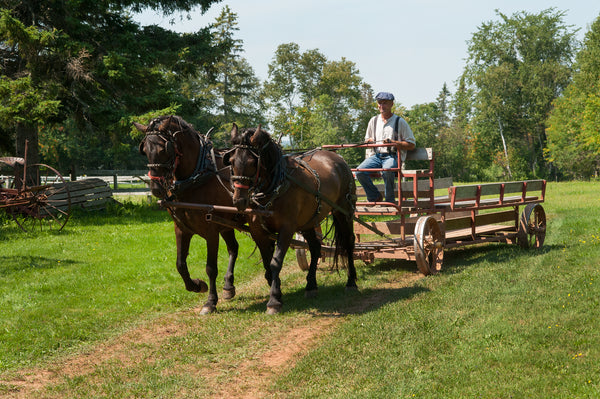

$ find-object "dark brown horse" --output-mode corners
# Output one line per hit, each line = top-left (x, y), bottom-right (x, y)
(136, 115), (244, 314)
(224, 124), (358, 314)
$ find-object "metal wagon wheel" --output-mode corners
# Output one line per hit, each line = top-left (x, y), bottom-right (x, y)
(8, 163), (72, 232)
(414, 215), (445, 275)
(517, 203), (546, 249)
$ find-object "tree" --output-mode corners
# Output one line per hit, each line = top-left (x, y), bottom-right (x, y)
(263, 43), (368, 166)
(1, 0), (224, 171)
(202, 6), (264, 134)
(462, 8), (577, 180)
(405, 84), (472, 180)
(546, 15), (600, 179)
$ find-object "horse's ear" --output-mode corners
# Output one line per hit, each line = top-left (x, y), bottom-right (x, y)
(250, 124), (262, 146)
(230, 123), (239, 141)
(134, 122), (147, 133)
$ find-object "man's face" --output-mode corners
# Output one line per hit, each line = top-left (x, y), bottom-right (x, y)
(377, 99), (393, 115)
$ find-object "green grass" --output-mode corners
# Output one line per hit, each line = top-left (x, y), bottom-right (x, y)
(1, 182), (599, 398)
(0, 201), (264, 372)
(274, 181), (600, 398)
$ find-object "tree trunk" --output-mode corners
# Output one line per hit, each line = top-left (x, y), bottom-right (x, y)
(15, 122), (39, 164)
(497, 116), (512, 179)
(15, 122), (40, 186)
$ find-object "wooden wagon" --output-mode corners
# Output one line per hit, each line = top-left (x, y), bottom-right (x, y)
(295, 143), (546, 275)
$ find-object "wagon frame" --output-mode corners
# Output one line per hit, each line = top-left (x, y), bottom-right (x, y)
(295, 143), (546, 275)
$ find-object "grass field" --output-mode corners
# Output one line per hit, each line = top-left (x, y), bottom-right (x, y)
(0, 182), (599, 398)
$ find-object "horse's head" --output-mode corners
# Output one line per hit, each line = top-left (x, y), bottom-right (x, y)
(224, 123), (274, 211)
(136, 115), (198, 198)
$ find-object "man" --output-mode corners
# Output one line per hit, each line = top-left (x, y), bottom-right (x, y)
(356, 92), (416, 203)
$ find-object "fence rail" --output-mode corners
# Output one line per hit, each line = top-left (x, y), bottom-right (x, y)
(73, 170), (149, 191)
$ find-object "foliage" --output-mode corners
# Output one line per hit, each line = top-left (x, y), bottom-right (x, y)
(404, 84), (473, 180)
(0, 75), (60, 127)
(263, 43), (371, 166)
(185, 5), (266, 148)
(0, 0), (224, 170)
(2, 2), (598, 181)
(461, 8), (578, 180)
(546, 16), (600, 179)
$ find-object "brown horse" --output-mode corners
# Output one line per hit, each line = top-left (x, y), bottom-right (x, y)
(224, 124), (358, 314)
(136, 115), (244, 314)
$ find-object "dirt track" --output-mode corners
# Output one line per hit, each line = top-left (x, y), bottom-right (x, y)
(1, 267), (422, 399)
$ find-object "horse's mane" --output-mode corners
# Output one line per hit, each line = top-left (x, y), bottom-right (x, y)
(148, 115), (196, 136)
(239, 127), (283, 169)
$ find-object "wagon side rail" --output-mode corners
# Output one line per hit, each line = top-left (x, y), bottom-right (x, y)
(440, 180), (546, 212)
(435, 180), (546, 249)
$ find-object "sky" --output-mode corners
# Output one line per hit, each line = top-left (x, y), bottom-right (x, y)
(134, 0), (600, 107)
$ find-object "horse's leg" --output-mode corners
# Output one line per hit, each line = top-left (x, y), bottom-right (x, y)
(200, 233), (220, 315)
(302, 228), (321, 298)
(252, 231), (275, 286)
(220, 229), (238, 300)
(266, 229), (294, 314)
(175, 229), (208, 293)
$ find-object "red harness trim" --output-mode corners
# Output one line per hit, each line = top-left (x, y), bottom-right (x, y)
(147, 171), (162, 181)
(147, 171), (171, 184)
(233, 181), (250, 189)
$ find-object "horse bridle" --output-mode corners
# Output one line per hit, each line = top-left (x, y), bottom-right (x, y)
(228, 143), (270, 191)
(143, 130), (180, 189)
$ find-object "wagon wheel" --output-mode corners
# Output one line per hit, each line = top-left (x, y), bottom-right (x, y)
(517, 203), (546, 249)
(414, 215), (445, 275)
(8, 163), (71, 232)
(295, 224), (329, 271)
(295, 232), (311, 271)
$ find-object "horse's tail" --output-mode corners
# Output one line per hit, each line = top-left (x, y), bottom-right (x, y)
(331, 208), (356, 270)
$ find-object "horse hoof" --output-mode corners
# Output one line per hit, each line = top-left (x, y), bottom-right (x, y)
(304, 289), (318, 299)
(266, 306), (282, 315)
(191, 279), (208, 293)
(222, 287), (236, 300)
(345, 285), (359, 293)
(199, 306), (215, 315)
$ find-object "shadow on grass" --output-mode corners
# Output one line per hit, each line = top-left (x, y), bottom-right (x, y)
(209, 241), (559, 316)
(441, 242), (560, 275)
(68, 204), (170, 227)
(0, 255), (77, 277)
(225, 283), (429, 316)
(222, 258), (430, 316)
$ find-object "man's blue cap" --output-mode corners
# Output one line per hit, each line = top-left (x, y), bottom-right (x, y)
(375, 92), (394, 101)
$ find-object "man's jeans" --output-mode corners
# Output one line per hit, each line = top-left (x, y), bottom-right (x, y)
(356, 153), (397, 202)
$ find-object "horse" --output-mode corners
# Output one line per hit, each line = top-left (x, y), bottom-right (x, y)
(136, 115), (245, 315)
(224, 124), (358, 314)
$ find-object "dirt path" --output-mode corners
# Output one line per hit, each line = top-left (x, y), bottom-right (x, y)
(1, 269), (422, 399)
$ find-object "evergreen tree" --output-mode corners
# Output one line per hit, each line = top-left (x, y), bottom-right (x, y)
(0, 0), (223, 171)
